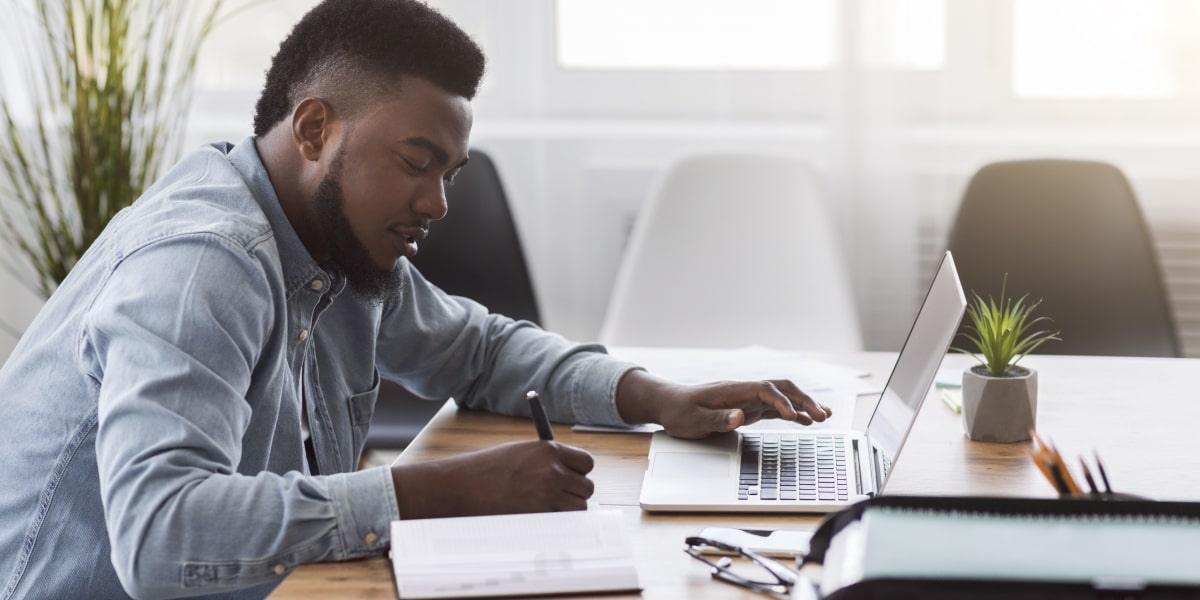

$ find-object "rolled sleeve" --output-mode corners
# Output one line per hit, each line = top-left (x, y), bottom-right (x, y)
(555, 348), (645, 427)
(326, 467), (400, 551)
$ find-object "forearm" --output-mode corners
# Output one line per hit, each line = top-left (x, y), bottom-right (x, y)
(615, 368), (676, 425)
(392, 459), (461, 519)
(378, 268), (639, 426)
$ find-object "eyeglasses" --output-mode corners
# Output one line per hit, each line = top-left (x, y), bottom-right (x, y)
(684, 536), (799, 599)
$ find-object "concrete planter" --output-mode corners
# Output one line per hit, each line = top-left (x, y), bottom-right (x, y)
(962, 365), (1037, 443)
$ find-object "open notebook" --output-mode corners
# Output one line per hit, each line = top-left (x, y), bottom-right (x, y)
(389, 509), (639, 599)
(639, 251), (966, 513)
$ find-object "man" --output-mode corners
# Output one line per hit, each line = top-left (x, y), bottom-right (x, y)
(0, 1), (830, 598)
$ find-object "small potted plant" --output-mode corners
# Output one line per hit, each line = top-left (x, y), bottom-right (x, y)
(954, 277), (1060, 443)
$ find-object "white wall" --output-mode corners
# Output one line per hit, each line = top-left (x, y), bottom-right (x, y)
(5, 0), (1200, 364)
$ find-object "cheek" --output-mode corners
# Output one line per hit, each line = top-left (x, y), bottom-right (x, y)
(338, 172), (396, 226)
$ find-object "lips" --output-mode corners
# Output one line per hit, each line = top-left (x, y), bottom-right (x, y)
(389, 226), (427, 259)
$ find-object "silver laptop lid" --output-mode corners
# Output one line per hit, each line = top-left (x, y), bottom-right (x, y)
(863, 251), (966, 490)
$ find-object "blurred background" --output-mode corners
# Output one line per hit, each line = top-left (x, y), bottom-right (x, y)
(3, 0), (1200, 363)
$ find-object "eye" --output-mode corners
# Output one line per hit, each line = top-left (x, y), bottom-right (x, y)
(402, 158), (426, 173)
(443, 169), (461, 186)
(398, 154), (430, 175)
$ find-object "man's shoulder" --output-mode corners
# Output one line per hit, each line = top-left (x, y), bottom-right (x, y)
(112, 145), (276, 256)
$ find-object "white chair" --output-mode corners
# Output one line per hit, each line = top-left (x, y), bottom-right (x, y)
(599, 154), (863, 351)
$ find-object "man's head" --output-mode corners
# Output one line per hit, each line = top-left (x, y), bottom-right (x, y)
(253, 0), (485, 138)
(254, 0), (485, 304)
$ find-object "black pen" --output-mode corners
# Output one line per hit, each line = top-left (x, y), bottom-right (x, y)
(527, 390), (554, 441)
(1080, 458), (1100, 495)
(1094, 451), (1113, 494)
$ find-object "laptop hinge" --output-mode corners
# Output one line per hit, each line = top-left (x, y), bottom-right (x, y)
(871, 444), (886, 494)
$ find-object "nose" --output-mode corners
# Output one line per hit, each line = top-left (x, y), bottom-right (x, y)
(414, 181), (449, 221)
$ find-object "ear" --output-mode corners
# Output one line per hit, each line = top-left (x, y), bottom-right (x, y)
(290, 97), (332, 162)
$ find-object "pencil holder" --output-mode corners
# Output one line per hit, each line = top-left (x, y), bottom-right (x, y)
(1062, 491), (1150, 502)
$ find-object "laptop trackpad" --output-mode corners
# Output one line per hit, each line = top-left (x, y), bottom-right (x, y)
(651, 452), (730, 482)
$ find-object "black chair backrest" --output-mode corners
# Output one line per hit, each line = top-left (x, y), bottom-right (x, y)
(947, 159), (1180, 357)
(367, 149), (539, 450)
(410, 148), (540, 324)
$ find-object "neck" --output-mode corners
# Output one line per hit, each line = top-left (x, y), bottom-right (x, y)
(255, 130), (329, 261)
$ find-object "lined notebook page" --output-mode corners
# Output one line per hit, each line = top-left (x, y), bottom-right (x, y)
(390, 509), (639, 599)
(858, 506), (1200, 584)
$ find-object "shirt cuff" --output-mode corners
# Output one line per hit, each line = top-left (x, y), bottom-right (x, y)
(324, 466), (399, 558)
(559, 346), (646, 427)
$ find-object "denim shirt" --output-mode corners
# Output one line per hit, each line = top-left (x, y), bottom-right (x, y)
(0, 138), (638, 600)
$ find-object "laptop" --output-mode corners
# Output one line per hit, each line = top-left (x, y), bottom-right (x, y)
(639, 251), (966, 513)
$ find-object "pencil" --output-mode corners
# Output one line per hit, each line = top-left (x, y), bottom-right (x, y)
(1024, 446), (1056, 490)
(1048, 442), (1083, 497)
(1047, 462), (1073, 496)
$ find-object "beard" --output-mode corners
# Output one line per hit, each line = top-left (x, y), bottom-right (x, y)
(313, 150), (402, 305)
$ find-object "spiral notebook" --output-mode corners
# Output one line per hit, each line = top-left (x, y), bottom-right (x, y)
(803, 496), (1200, 599)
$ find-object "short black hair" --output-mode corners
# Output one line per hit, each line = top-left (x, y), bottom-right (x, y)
(252, 0), (486, 137)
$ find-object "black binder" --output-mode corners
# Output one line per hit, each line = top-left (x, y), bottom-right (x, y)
(797, 495), (1200, 600)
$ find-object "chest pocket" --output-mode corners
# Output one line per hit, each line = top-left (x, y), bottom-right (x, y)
(346, 369), (381, 463)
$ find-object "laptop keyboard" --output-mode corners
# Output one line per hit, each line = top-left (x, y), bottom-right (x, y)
(738, 433), (849, 502)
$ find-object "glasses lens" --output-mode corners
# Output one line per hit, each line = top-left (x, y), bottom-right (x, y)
(715, 556), (789, 588)
(686, 541), (793, 597)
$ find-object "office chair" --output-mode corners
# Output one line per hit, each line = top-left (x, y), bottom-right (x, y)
(946, 159), (1180, 357)
(366, 149), (541, 449)
(599, 153), (863, 351)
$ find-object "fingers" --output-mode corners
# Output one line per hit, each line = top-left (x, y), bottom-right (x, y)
(712, 408), (743, 433)
(556, 465), (595, 504)
(549, 444), (595, 510)
(749, 380), (800, 421)
(768, 379), (830, 423)
(552, 442), (595, 475)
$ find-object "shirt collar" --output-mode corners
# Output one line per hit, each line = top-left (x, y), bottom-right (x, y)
(224, 136), (344, 298)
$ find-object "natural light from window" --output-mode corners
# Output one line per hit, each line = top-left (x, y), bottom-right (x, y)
(1013, 0), (1200, 99)
(556, 0), (944, 71)
(859, 0), (944, 69)
(556, 0), (837, 70)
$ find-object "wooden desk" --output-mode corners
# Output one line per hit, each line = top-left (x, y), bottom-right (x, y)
(270, 352), (1200, 599)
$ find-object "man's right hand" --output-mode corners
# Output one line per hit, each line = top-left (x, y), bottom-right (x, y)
(390, 440), (595, 519)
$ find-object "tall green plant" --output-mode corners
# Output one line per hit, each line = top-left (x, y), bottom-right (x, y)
(0, 0), (222, 298)
(954, 276), (1061, 376)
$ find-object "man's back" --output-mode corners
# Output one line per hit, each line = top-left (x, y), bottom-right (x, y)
(0, 142), (294, 599)
(0, 136), (620, 599)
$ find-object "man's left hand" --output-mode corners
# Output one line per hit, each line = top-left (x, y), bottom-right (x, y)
(615, 370), (832, 439)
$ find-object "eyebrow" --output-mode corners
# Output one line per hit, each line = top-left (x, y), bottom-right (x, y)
(400, 137), (470, 169)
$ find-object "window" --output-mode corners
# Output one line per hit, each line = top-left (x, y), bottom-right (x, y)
(549, 0), (945, 118)
(1013, 0), (1200, 99)
(556, 0), (945, 72)
(556, 0), (835, 71)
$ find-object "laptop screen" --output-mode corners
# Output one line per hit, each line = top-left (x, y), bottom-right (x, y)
(864, 252), (966, 484)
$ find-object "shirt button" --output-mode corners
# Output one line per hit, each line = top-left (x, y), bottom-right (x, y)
(273, 563), (287, 576)
(310, 279), (324, 291)
(365, 532), (379, 546)
(298, 329), (309, 342)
